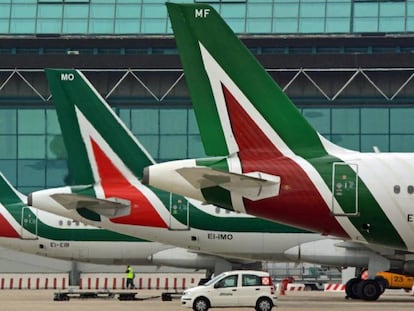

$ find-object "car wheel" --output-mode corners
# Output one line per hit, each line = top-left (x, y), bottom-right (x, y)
(255, 297), (273, 311)
(192, 297), (209, 311)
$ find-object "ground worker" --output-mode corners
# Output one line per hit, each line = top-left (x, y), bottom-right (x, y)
(125, 265), (135, 289)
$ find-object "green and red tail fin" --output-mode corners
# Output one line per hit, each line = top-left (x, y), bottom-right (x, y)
(167, 3), (328, 159)
(0, 172), (25, 238)
(0, 172), (26, 205)
(46, 69), (169, 227)
(45, 69), (155, 185)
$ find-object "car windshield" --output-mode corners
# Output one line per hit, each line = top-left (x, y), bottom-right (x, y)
(204, 273), (226, 286)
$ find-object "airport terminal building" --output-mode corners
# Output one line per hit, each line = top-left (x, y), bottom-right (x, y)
(1, 0), (414, 193)
(0, 0), (414, 272)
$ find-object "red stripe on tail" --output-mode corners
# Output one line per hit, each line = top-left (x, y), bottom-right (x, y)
(222, 84), (348, 238)
(90, 138), (167, 228)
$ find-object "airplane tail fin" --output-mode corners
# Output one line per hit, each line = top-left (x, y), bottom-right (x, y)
(0, 172), (26, 238)
(0, 172), (26, 205)
(167, 3), (328, 159)
(45, 69), (155, 185)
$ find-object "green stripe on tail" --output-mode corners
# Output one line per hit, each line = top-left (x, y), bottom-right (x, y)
(167, 3), (406, 250)
(45, 69), (154, 181)
(167, 3), (327, 159)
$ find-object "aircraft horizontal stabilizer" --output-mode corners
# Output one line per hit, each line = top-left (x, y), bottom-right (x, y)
(176, 167), (280, 201)
(334, 241), (369, 249)
(50, 193), (130, 218)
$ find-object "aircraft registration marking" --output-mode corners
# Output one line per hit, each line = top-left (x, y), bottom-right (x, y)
(50, 242), (70, 248)
(207, 233), (233, 240)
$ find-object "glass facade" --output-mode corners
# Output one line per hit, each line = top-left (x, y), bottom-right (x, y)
(1, 1), (414, 192)
(0, 0), (413, 35)
(1, 105), (414, 193)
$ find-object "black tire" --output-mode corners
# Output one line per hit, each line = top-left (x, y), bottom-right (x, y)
(255, 297), (273, 311)
(192, 297), (210, 311)
(345, 277), (361, 299)
(374, 276), (388, 294)
(357, 279), (382, 301)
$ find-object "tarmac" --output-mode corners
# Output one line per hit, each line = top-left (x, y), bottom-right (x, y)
(1, 289), (414, 311)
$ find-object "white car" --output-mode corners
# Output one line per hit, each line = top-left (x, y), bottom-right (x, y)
(181, 270), (277, 311)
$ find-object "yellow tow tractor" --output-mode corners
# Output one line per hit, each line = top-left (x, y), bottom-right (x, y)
(375, 272), (414, 292)
(346, 270), (414, 300)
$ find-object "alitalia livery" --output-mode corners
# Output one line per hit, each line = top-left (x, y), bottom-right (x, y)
(142, 3), (414, 300)
(0, 142), (256, 270)
(0, 171), (179, 266)
(25, 69), (390, 280)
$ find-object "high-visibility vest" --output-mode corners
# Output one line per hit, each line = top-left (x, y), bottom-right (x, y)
(127, 267), (134, 279)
